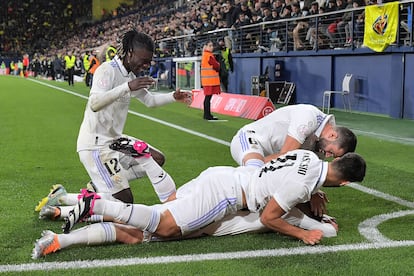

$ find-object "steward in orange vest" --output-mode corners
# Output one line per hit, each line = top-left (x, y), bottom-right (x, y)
(200, 41), (221, 120)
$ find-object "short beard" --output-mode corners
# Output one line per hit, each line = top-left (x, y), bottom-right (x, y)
(301, 135), (326, 159)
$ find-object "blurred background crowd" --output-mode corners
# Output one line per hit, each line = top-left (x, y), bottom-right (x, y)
(0, 0), (404, 81)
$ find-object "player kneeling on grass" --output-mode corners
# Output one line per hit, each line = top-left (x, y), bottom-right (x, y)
(32, 138), (366, 258)
(34, 138), (179, 222)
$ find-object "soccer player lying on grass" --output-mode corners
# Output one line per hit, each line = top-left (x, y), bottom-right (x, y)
(32, 204), (338, 259)
(42, 139), (364, 253)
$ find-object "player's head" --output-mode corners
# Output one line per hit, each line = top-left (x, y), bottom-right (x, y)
(118, 29), (154, 75)
(316, 126), (357, 158)
(328, 152), (366, 185)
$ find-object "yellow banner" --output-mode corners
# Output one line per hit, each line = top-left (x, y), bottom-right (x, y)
(363, 2), (399, 52)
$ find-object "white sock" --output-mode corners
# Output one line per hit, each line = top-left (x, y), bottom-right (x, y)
(134, 158), (176, 202)
(284, 207), (337, 238)
(85, 215), (104, 223)
(59, 206), (75, 218)
(58, 222), (116, 249)
(244, 158), (265, 168)
(94, 199), (160, 232)
(60, 193), (80, 205)
(119, 155), (146, 180)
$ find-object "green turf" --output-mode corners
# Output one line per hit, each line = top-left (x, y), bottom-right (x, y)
(1, 75), (414, 275)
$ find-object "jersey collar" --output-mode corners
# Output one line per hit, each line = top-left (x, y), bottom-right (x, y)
(113, 55), (129, 77)
(314, 114), (335, 137)
(314, 161), (328, 192)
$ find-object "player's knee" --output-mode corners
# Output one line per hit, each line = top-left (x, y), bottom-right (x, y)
(150, 149), (166, 166)
(112, 188), (134, 203)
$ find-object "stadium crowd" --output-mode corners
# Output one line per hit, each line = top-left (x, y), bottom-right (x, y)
(0, 0), (402, 81)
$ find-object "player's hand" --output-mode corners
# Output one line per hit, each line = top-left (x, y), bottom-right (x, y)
(302, 229), (323, 245)
(128, 76), (155, 92)
(310, 190), (329, 217)
(173, 88), (193, 105)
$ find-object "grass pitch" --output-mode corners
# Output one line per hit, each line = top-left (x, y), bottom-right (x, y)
(1, 75), (414, 275)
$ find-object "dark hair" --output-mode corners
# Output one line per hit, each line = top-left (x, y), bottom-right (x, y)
(335, 126), (357, 153)
(332, 152), (366, 182)
(117, 29), (154, 61)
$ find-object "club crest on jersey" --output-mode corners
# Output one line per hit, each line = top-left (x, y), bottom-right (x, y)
(97, 77), (110, 89)
(297, 122), (312, 136)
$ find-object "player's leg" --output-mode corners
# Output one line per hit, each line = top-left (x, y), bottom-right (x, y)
(230, 129), (265, 168)
(199, 211), (268, 237)
(32, 222), (127, 259)
(79, 148), (134, 203)
(63, 191), (164, 235)
(112, 137), (176, 203)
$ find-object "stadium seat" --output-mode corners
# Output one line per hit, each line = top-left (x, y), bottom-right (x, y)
(322, 73), (354, 114)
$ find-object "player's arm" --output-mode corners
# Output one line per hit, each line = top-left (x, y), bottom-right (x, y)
(89, 67), (153, 112)
(260, 197), (323, 245)
(131, 87), (192, 107)
(264, 135), (301, 163)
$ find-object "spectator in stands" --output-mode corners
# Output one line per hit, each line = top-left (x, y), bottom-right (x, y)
(272, 0), (286, 15)
(234, 2), (253, 22)
(345, 0), (364, 47)
(201, 40), (221, 120)
(232, 12), (252, 52)
(307, 4), (331, 50)
(272, 8), (280, 20)
(199, 14), (216, 34)
(325, 0), (347, 48)
(222, 1), (238, 28)
(260, 7), (275, 49)
(324, 0), (340, 48)
(336, 0), (355, 46)
(148, 60), (159, 79)
(353, 0), (366, 47)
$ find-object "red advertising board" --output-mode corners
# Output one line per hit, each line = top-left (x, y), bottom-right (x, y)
(190, 89), (275, 120)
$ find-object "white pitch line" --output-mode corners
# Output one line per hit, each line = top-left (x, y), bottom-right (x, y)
(358, 210), (414, 243)
(2, 241), (414, 273)
(348, 183), (414, 209)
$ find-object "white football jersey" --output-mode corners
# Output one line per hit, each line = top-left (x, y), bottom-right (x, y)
(77, 56), (175, 151)
(77, 56), (134, 151)
(238, 104), (334, 156)
(243, 149), (327, 213)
